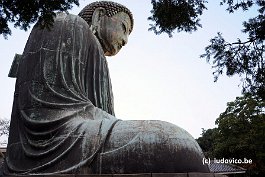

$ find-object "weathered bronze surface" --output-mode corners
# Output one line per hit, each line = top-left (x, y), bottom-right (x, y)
(8, 54), (22, 78)
(4, 1), (209, 175)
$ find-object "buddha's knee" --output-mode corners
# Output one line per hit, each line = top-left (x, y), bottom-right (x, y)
(96, 120), (209, 173)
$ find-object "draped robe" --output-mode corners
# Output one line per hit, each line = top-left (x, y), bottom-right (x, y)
(4, 13), (118, 174)
(4, 13), (210, 175)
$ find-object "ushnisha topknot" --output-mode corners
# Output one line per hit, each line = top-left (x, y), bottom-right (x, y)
(78, 1), (134, 33)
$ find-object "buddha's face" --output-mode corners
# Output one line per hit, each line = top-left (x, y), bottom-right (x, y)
(96, 12), (131, 56)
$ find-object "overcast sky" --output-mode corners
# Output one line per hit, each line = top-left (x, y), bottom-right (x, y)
(0, 0), (258, 141)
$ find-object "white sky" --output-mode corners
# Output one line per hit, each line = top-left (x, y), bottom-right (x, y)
(0, 1), (258, 140)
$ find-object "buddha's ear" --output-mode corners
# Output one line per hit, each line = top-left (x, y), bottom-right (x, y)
(91, 7), (106, 27)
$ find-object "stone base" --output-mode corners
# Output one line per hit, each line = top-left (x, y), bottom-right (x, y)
(4, 173), (226, 177)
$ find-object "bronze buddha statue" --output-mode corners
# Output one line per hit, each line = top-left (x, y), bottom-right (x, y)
(4, 1), (209, 175)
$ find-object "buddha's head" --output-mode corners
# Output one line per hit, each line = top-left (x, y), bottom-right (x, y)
(79, 1), (134, 56)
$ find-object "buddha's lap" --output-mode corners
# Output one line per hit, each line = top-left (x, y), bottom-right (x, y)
(92, 120), (209, 173)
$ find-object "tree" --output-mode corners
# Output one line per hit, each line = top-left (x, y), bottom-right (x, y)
(0, 0), (79, 38)
(196, 128), (217, 158)
(214, 94), (265, 176)
(148, 0), (207, 37)
(197, 94), (265, 176)
(148, 0), (265, 100)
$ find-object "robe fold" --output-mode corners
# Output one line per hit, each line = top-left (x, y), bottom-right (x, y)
(4, 13), (118, 174)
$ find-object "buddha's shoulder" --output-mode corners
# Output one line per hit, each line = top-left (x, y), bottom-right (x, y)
(55, 12), (87, 25)
(52, 12), (93, 37)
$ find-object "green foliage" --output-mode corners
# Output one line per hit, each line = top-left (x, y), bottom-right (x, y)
(197, 94), (265, 176)
(148, 0), (264, 100)
(214, 94), (265, 176)
(200, 31), (264, 100)
(148, 0), (207, 37)
(200, 1), (265, 100)
(0, 0), (79, 38)
(220, 0), (263, 13)
(196, 128), (218, 158)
